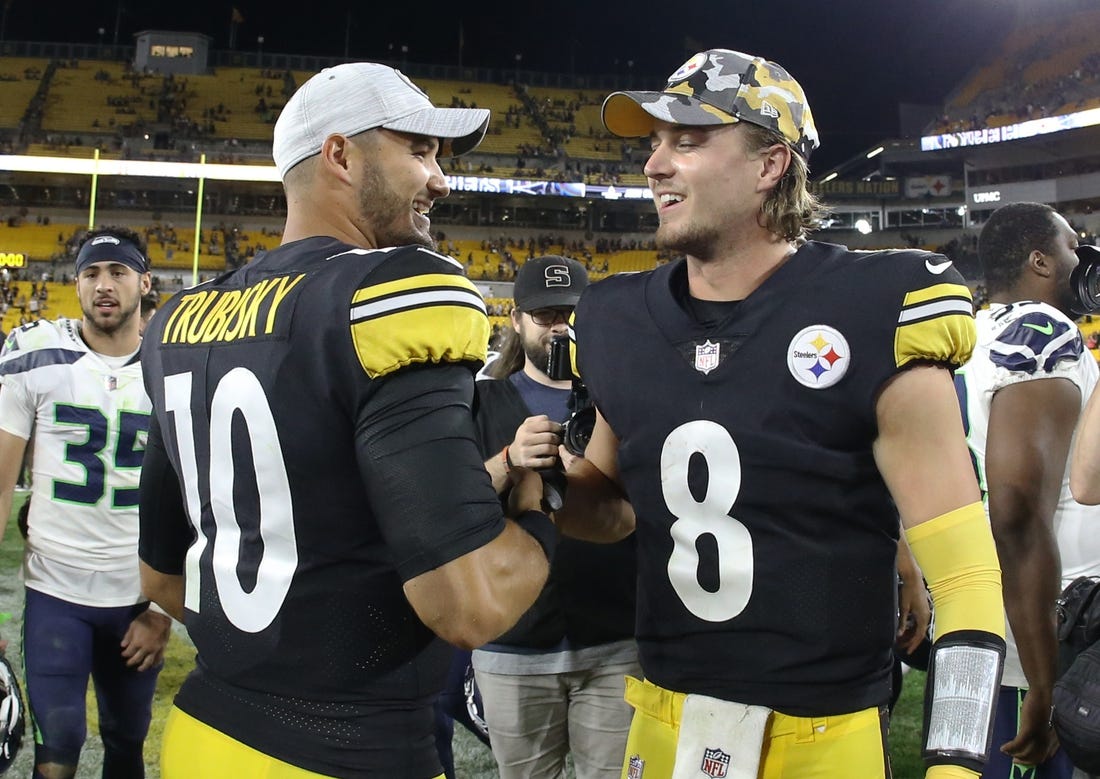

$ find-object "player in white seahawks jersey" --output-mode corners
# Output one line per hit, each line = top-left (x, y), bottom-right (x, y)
(955, 202), (1100, 779)
(0, 226), (171, 779)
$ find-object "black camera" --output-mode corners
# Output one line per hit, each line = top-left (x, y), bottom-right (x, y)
(1070, 244), (1100, 316)
(547, 334), (595, 457)
(536, 334), (596, 511)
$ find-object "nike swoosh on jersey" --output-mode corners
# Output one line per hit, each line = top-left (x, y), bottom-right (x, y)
(925, 259), (953, 274)
(1021, 321), (1054, 335)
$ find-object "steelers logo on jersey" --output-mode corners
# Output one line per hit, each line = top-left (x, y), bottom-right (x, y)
(787, 324), (850, 389)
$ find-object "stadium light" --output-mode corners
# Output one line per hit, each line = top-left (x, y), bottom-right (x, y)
(0, 154), (281, 182)
(865, 146), (884, 159)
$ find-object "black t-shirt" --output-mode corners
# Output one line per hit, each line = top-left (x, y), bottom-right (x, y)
(473, 374), (637, 650)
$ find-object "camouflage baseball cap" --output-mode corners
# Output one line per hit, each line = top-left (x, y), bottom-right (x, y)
(602, 49), (820, 158)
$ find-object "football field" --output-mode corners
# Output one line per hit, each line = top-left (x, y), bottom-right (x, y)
(0, 493), (929, 777)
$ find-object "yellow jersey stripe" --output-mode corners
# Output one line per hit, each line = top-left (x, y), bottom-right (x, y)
(351, 273), (480, 306)
(899, 282), (972, 308)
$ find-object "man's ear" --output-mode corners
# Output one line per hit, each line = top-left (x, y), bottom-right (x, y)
(320, 133), (354, 181)
(1028, 248), (1051, 278)
(758, 143), (792, 192)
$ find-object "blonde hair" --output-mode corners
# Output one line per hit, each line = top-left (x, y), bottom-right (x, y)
(742, 123), (829, 244)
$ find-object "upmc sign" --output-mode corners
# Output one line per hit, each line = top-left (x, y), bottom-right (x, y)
(968, 180), (1057, 209)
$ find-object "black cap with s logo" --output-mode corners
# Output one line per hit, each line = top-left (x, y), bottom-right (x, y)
(513, 255), (589, 311)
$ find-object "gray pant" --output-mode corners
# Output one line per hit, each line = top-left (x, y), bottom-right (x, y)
(475, 659), (641, 779)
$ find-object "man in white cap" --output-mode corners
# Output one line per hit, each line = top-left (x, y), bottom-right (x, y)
(557, 48), (1006, 779)
(138, 63), (556, 778)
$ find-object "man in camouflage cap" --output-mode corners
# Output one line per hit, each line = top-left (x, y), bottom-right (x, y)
(603, 48), (819, 159)
(556, 49), (1007, 779)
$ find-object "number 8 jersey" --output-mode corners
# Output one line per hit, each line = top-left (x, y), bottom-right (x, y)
(573, 241), (976, 717)
(0, 317), (150, 607)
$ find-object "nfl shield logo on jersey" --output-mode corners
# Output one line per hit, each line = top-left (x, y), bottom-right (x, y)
(627, 754), (645, 779)
(700, 747), (731, 778)
(694, 340), (721, 374)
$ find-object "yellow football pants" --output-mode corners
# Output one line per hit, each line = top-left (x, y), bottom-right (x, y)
(619, 677), (890, 779)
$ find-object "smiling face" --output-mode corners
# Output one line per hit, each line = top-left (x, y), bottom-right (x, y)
(643, 121), (780, 262)
(352, 129), (449, 250)
(75, 261), (150, 342)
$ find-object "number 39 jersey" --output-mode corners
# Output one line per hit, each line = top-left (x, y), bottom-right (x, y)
(573, 241), (976, 717)
(139, 237), (502, 777)
(0, 317), (150, 607)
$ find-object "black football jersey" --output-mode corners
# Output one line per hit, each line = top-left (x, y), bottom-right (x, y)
(573, 241), (974, 716)
(138, 237), (503, 777)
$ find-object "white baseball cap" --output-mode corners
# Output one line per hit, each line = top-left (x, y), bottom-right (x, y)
(272, 62), (490, 177)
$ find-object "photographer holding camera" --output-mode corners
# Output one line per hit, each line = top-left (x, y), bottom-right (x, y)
(472, 255), (639, 779)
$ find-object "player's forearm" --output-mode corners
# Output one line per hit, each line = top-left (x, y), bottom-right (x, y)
(994, 517), (1060, 696)
(404, 520), (551, 649)
(558, 457), (635, 542)
(139, 561), (185, 622)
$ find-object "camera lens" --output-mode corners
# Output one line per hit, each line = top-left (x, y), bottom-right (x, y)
(562, 407), (596, 457)
(1071, 245), (1100, 315)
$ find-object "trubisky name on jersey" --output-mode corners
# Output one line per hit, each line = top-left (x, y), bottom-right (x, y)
(159, 274), (305, 345)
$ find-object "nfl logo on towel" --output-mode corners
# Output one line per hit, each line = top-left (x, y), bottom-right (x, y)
(627, 754), (645, 779)
(700, 747), (730, 778)
(694, 340), (720, 374)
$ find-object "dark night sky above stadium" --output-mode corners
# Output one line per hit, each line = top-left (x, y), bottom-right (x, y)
(3, 0), (1067, 173)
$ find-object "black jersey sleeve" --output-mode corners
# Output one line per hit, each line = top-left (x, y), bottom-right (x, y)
(138, 412), (194, 575)
(356, 362), (506, 582)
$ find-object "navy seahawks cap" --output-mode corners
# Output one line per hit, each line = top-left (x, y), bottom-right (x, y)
(75, 234), (150, 275)
(513, 255), (589, 311)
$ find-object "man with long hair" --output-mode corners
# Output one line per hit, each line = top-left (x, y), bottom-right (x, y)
(557, 48), (1006, 779)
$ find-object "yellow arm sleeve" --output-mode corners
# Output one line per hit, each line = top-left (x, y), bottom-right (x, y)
(905, 501), (1005, 641)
